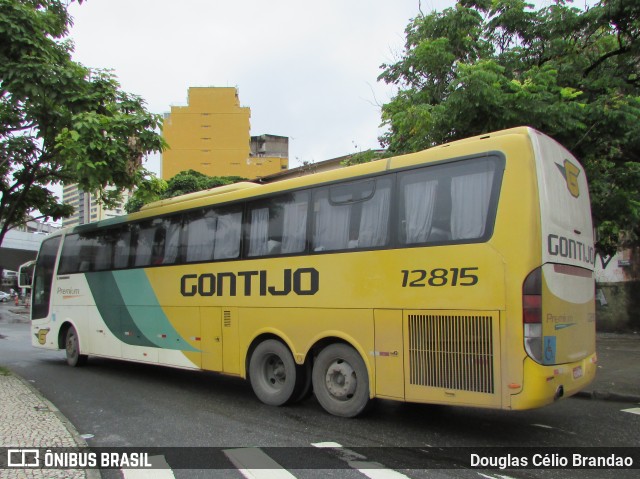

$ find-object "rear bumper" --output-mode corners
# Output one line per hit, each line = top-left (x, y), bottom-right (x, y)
(510, 353), (597, 410)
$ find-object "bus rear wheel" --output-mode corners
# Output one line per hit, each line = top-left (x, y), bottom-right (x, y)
(249, 339), (298, 406)
(65, 326), (87, 367)
(312, 343), (369, 417)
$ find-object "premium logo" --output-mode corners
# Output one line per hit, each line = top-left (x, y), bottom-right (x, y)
(556, 159), (581, 198)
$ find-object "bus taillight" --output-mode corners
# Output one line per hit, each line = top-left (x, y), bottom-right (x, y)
(523, 267), (543, 363)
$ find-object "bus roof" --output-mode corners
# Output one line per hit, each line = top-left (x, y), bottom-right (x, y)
(63, 126), (540, 234)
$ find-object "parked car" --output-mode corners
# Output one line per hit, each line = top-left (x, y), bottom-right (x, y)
(0, 291), (10, 302)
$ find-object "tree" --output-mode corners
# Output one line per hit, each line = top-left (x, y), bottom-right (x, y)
(0, 0), (165, 246)
(124, 170), (246, 213)
(378, 0), (640, 255)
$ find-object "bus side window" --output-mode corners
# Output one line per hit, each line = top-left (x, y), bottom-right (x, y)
(133, 221), (156, 267)
(399, 170), (442, 245)
(58, 233), (98, 273)
(162, 215), (183, 265)
(184, 205), (242, 262)
(130, 216), (183, 267)
(449, 162), (496, 240)
(312, 177), (391, 252)
(246, 191), (309, 258)
(184, 208), (217, 262)
(58, 234), (82, 274)
(114, 225), (133, 269)
(150, 227), (166, 265)
(399, 157), (498, 245)
(94, 230), (115, 271)
(213, 207), (242, 260)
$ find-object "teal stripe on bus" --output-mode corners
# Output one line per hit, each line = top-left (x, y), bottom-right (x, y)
(113, 269), (199, 352)
(85, 270), (198, 352)
(85, 271), (156, 348)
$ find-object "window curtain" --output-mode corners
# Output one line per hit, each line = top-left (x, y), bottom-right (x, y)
(94, 237), (113, 270)
(450, 167), (494, 240)
(186, 214), (217, 262)
(114, 231), (132, 268)
(281, 201), (308, 253)
(214, 212), (242, 259)
(163, 221), (182, 264)
(359, 185), (391, 247)
(134, 227), (155, 266)
(313, 196), (350, 251)
(404, 180), (438, 244)
(248, 208), (269, 257)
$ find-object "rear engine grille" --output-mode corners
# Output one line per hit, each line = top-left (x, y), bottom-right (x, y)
(408, 314), (494, 394)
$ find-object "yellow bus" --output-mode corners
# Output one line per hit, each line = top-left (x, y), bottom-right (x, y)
(26, 127), (596, 417)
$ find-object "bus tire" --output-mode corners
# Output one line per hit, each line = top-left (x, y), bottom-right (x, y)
(65, 326), (87, 367)
(249, 339), (297, 406)
(312, 343), (369, 417)
(290, 360), (313, 404)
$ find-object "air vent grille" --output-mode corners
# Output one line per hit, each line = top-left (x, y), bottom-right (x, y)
(408, 314), (494, 394)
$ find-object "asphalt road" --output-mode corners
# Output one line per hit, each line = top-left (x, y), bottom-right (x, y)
(1, 308), (638, 479)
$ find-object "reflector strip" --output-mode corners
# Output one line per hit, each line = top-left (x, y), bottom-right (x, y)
(553, 264), (593, 278)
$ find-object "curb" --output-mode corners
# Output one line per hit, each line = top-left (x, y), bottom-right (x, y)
(11, 373), (102, 479)
(573, 389), (640, 404)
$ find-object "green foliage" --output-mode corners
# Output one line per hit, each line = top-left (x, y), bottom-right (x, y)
(379, 0), (640, 255)
(340, 149), (389, 167)
(124, 170), (246, 213)
(0, 0), (165, 245)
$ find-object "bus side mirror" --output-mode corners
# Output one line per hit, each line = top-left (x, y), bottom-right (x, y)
(18, 260), (35, 289)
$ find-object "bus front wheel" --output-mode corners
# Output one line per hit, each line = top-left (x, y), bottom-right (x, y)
(249, 339), (298, 406)
(65, 326), (87, 367)
(312, 343), (370, 417)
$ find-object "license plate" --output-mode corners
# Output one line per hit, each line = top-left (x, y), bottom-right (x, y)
(573, 366), (583, 379)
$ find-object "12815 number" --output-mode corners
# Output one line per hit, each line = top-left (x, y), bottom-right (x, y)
(401, 267), (479, 287)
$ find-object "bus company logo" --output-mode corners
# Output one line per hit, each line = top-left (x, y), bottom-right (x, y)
(180, 267), (320, 297)
(35, 328), (50, 345)
(556, 159), (581, 198)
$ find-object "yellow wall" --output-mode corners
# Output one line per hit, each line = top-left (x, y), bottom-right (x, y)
(162, 87), (287, 180)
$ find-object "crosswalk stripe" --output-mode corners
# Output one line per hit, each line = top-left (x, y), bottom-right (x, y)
(622, 407), (640, 415)
(312, 442), (411, 479)
(224, 447), (297, 479)
(121, 445), (412, 478)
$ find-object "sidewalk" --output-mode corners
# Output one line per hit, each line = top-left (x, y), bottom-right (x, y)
(1, 304), (639, 478)
(0, 306), (95, 479)
(0, 373), (91, 479)
(578, 332), (640, 402)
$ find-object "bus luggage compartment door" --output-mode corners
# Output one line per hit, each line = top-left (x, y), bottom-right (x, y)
(374, 309), (405, 400)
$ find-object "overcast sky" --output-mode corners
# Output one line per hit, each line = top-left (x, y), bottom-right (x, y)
(66, 0), (457, 174)
(66, 1), (589, 175)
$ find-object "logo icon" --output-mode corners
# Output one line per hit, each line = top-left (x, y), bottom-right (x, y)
(35, 328), (50, 345)
(556, 159), (581, 198)
(8, 449), (40, 468)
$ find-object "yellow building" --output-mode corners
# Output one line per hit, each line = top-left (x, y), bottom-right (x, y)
(162, 87), (288, 180)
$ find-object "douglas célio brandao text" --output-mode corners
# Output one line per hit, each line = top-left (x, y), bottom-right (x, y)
(470, 452), (634, 469)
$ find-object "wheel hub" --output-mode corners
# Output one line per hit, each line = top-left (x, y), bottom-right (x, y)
(325, 359), (356, 400)
(265, 355), (286, 387)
